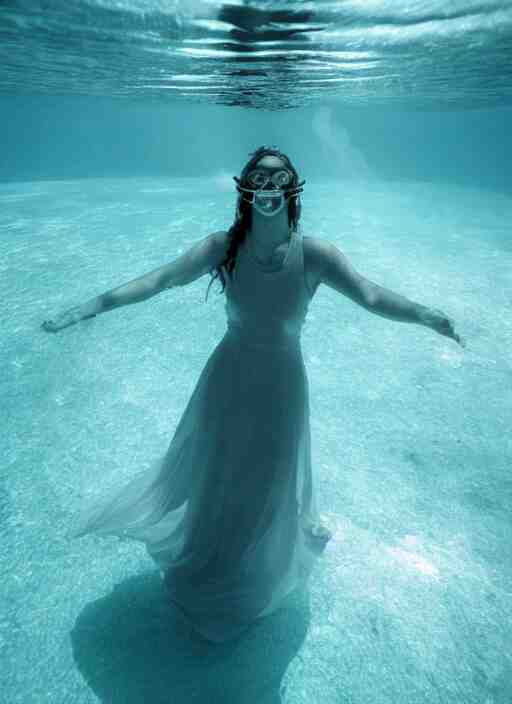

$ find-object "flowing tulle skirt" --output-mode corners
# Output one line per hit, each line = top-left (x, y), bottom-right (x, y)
(69, 328), (332, 642)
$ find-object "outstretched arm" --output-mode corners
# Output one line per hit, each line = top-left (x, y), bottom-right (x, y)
(317, 240), (464, 347)
(42, 230), (229, 333)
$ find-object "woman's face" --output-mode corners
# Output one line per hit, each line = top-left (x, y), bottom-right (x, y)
(244, 155), (295, 217)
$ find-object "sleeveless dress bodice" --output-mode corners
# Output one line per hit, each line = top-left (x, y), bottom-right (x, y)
(223, 228), (312, 348)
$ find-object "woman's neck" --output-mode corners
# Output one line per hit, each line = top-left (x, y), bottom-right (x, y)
(249, 225), (291, 254)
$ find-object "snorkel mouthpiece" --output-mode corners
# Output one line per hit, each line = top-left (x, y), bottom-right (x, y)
(254, 189), (285, 216)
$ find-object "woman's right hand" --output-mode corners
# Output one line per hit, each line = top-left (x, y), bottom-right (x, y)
(41, 305), (95, 333)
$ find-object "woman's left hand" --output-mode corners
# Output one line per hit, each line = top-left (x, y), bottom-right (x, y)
(420, 307), (466, 348)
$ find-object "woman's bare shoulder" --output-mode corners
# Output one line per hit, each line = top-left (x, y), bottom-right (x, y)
(210, 230), (231, 258)
(303, 235), (330, 250)
(303, 236), (332, 273)
(214, 230), (231, 250)
(303, 236), (333, 293)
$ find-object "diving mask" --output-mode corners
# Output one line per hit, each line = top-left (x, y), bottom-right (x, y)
(233, 168), (306, 217)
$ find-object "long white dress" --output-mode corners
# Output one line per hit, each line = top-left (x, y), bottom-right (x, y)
(69, 227), (332, 642)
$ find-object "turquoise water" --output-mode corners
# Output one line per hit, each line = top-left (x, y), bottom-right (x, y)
(2, 2), (512, 703)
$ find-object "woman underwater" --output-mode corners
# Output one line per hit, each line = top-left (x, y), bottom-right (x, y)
(42, 146), (464, 642)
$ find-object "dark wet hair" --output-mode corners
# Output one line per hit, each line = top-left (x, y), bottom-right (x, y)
(205, 145), (303, 302)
